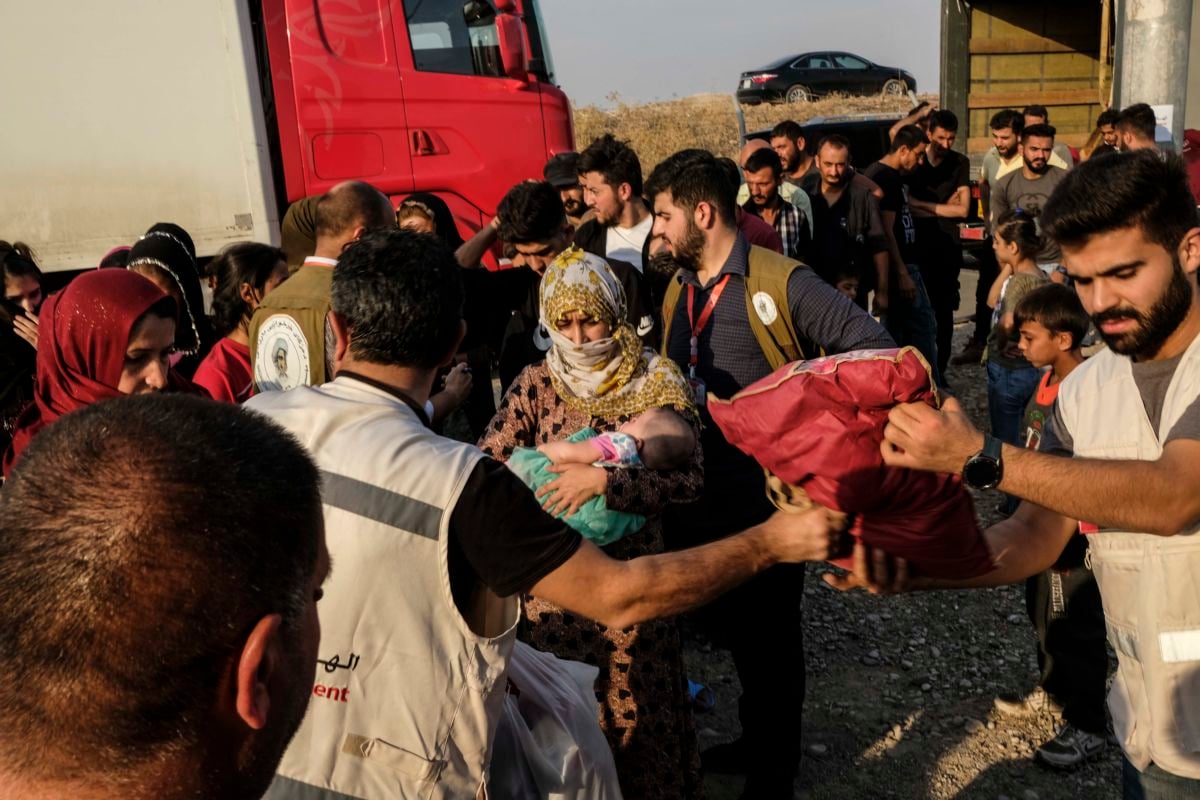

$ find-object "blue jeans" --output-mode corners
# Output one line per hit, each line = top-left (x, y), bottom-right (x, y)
(1124, 757), (1200, 799)
(883, 264), (942, 386)
(986, 360), (1041, 446)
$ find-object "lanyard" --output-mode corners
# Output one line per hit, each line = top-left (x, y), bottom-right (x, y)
(685, 275), (730, 375)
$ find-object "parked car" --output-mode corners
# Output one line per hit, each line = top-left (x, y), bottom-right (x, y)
(736, 51), (915, 104)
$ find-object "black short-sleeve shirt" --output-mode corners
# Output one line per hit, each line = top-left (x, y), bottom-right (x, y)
(863, 161), (919, 266)
(906, 149), (970, 239)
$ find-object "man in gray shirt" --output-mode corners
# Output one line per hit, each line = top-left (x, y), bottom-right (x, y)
(992, 124), (1068, 271)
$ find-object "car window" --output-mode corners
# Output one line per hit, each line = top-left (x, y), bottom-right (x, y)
(403, 0), (505, 77)
(833, 54), (869, 70)
(796, 54), (833, 70)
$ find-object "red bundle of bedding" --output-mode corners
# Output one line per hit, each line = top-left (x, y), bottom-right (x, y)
(707, 347), (993, 579)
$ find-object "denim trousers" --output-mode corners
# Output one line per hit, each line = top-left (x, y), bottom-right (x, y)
(1123, 757), (1200, 799)
(883, 264), (941, 386)
(986, 359), (1042, 446)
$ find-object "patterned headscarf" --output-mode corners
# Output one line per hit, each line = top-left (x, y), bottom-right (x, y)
(539, 248), (696, 420)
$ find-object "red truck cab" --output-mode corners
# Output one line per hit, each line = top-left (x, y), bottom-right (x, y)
(259, 0), (573, 242)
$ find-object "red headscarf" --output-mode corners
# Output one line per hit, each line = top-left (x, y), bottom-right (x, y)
(3, 270), (180, 476)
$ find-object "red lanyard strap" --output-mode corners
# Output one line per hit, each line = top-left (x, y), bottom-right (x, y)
(686, 275), (730, 367)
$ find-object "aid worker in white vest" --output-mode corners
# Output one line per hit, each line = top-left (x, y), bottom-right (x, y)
(832, 151), (1200, 798)
(249, 229), (848, 800)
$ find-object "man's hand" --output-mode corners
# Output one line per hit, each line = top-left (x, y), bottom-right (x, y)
(440, 362), (473, 407)
(822, 542), (914, 595)
(13, 311), (38, 349)
(537, 463), (606, 518)
(895, 271), (917, 304)
(760, 506), (848, 563)
(872, 289), (889, 316)
(880, 396), (984, 475)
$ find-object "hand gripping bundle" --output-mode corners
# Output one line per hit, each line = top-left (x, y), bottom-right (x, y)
(707, 347), (994, 578)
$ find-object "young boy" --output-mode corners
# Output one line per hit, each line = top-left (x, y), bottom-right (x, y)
(992, 283), (1110, 770)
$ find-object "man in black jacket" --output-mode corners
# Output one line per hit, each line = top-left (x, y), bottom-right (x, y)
(574, 133), (655, 273)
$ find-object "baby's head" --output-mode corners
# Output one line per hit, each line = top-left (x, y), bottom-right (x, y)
(618, 407), (672, 441)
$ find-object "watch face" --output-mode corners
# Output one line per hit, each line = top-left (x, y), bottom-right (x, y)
(964, 456), (999, 489)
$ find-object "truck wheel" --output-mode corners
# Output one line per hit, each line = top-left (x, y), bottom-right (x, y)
(785, 85), (812, 103)
(882, 79), (907, 97)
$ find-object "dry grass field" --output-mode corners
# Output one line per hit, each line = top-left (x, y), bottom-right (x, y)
(572, 92), (934, 172)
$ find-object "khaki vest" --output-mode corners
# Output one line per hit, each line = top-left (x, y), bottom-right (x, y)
(249, 377), (519, 799)
(248, 263), (333, 392)
(660, 245), (815, 372)
(1058, 332), (1200, 778)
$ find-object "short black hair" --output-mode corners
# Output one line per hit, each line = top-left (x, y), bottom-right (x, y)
(578, 133), (644, 196)
(770, 120), (805, 143)
(332, 229), (464, 369)
(989, 108), (1024, 135)
(0, 394), (321, 782)
(1117, 103), (1157, 141)
(928, 109), (959, 133)
(1097, 107), (1120, 128)
(743, 147), (783, 176)
(314, 180), (395, 239)
(889, 125), (929, 153)
(1043, 150), (1198, 253)
(1013, 283), (1091, 348)
(645, 149), (736, 226)
(208, 242), (287, 337)
(817, 134), (851, 155)
(495, 181), (567, 244)
(1023, 104), (1050, 121)
(715, 157), (742, 195)
(1021, 123), (1056, 142)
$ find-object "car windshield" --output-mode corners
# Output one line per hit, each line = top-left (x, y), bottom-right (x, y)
(522, 0), (556, 83)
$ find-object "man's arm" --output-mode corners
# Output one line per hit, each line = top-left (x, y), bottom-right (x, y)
(786, 267), (896, 353)
(910, 186), (970, 219)
(878, 209), (916, 304)
(888, 102), (934, 141)
(881, 397), (1200, 535)
(866, 195), (889, 312)
(455, 217), (499, 269)
(529, 507), (843, 629)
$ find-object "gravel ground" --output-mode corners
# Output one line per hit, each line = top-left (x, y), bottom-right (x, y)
(688, 271), (1121, 799)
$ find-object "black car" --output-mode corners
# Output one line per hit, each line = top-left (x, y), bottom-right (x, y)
(736, 51), (915, 104)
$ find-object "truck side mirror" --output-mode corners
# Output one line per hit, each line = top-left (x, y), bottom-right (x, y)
(495, 12), (527, 81)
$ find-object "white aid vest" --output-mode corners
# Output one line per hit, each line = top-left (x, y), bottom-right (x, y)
(248, 376), (519, 799)
(1058, 332), (1200, 779)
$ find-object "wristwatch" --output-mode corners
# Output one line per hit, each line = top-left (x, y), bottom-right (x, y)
(963, 434), (1004, 490)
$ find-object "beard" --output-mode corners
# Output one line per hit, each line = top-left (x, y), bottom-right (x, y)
(1093, 260), (1194, 360)
(782, 150), (800, 172)
(1025, 156), (1049, 174)
(666, 218), (707, 273)
(998, 143), (1018, 159)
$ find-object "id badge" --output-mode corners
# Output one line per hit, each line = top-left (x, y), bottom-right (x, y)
(686, 376), (707, 407)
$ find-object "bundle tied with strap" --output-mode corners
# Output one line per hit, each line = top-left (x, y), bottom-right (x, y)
(707, 347), (994, 579)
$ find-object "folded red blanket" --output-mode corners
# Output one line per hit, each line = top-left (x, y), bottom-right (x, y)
(708, 347), (993, 579)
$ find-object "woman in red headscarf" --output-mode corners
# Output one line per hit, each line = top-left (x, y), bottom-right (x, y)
(2, 269), (189, 477)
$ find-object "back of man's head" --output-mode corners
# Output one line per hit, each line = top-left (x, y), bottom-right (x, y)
(890, 125), (929, 153)
(715, 157), (742, 196)
(1117, 103), (1157, 143)
(315, 180), (395, 242)
(1043, 150), (1196, 253)
(744, 147), (783, 176)
(1023, 104), (1050, 123)
(332, 229), (464, 369)
(646, 149), (736, 226)
(990, 108), (1024, 135)
(496, 181), (568, 244)
(578, 133), (644, 196)
(0, 394), (322, 795)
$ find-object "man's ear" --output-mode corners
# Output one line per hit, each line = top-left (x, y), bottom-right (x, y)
(694, 200), (715, 231)
(439, 320), (468, 368)
(234, 614), (284, 731)
(618, 182), (634, 203)
(1177, 227), (1200, 278)
(329, 311), (352, 367)
(1056, 330), (1074, 353)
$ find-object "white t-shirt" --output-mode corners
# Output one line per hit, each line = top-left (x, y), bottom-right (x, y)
(605, 214), (653, 271)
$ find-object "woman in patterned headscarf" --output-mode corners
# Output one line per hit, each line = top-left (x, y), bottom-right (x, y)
(479, 247), (705, 800)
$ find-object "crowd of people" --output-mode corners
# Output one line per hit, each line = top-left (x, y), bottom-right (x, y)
(1, 95), (1198, 800)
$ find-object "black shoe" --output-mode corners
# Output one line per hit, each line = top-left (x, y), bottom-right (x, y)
(701, 738), (747, 775)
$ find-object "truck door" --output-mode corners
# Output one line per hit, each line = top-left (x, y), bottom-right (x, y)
(265, 0), (415, 201)
(391, 0), (548, 234)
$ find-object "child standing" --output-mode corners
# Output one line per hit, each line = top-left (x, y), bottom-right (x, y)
(992, 283), (1109, 769)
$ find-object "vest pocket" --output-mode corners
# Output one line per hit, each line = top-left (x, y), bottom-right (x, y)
(341, 733), (445, 783)
(1150, 540), (1200, 749)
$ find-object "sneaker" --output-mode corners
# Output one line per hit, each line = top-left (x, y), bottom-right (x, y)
(1035, 723), (1108, 769)
(993, 687), (1063, 717)
(700, 738), (747, 775)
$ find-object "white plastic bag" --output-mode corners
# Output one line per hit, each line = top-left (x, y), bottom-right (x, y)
(487, 641), (623, 799)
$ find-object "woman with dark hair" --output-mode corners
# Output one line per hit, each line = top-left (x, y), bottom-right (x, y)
(193, 242), (289, 403)
(2, 269), (192, 477)
(1, 242), (45, 453)
(2, 241), (44, 349)
(126, 222), (214, 377)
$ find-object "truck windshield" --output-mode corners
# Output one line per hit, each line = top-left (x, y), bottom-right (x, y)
(521, 0), (556, 84)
